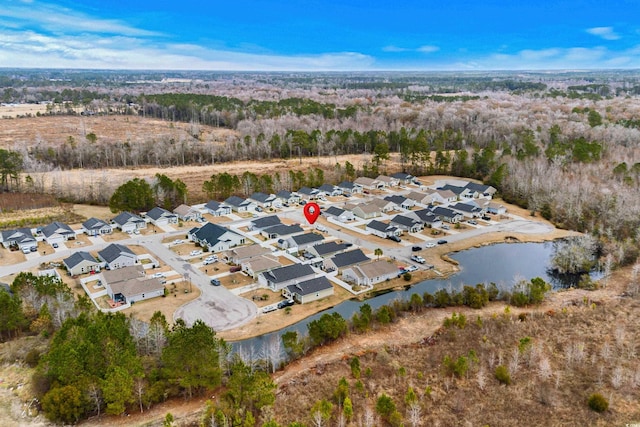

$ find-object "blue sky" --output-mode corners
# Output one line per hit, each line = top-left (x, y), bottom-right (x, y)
(1, 0), (639, 70)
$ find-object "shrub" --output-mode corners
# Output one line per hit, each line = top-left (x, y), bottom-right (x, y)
(495, 365), (511, 385)
(402, 272), (412, 281)
(587, 393), (609, 412)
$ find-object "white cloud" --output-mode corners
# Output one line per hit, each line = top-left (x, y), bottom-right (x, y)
(382, 45), (408, 52)
(586, 26), (620, 41)
(417, 45), (439, 53)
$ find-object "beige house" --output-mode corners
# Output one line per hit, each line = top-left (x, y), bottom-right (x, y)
(226, 245), (272, 264)
(342, 259), (400, 287)
(242, 255), (282, 278)
(283, 276), (334, 304)
(103, 265), (164, 304)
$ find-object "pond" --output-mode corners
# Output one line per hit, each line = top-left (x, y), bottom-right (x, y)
(232, 241), (597, 351)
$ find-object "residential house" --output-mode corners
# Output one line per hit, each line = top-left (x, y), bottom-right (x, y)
(323, 206), (356, 222)
(224, 196), (255, 212)
(0, 228), (36, 251)
(204, 201), (232, 217)
(283, 276), (334, 304)
(103, 265), (164, 304)
(82, 218), (112, 237)
(354, 177), (383, 191)
(390, 215), (424, 233)
(342, 259), (400, 286)
(189, 222), (245, 252)
(485, 202), (507, 215)
(384, 195), (415, 210)
(438, 184), (473, 200)
(316, 184), (342, 197)
(370, 198), (397, 213)
(411, 209), (442, 228)
(145, 207), (178, 226)
(337, 181), (362, 195)
(174, 204), (203, 222)
(465, 182), (497, 199)
(250, 215), (281, 231)
(431, 206), (464, 223)
(375, 175), (399, 187)
(306, 241), (350, 258)
(242, 255), (281, 279)
(285, 232), (324, 252)
(424, 189), (458, 205)
(98, 243), (138, 270)
(366, 220), (402, 238)
(111, 211), (146, 233)
(451, 201), (485, 218)
(275, 190), (300, 205)
(391, 172), (415, 185)
(63, 251), (101, 276)
(249, 192), (280, 208)
(405, 191), (432, 205)
(258, 264), (316, 291)
(226, 245), (272, 265)
(41, 221), (75, 246)
(297, 187), (318, 200)
(261, 224), (304, 239)
(351, 202), (382, 219)
(324, 249), (370, 272)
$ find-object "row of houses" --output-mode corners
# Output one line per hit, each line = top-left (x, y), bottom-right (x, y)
(63, 243), (139, 275)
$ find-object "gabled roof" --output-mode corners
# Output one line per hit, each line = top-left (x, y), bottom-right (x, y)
(146, 206), (175, 221)
(353, 259), (399, 279)
(98, 243), (136, 263)
(390, 215), (421, 227)
(432, 206), (461, 218)
(465, 182), (496, 194)
(103, 265), (145, 284)
(391, 172), (414, 180)
(290, 232), (324, 246)
(451, 202), (482, 214)
(262, 264), (315, 284)
(367, 219), (395, 233)
(354, 177), (378, 187)
(384, 195), (407, 205)
(249, 192), (273, 203)
(317, 184), (336, 193)
(224, 196), (250, 207)
(337, 181), (356, 189)
(191, 222), (240, 246)
(173, 204), (196, 216)
(0, 228), (34, 244)
(251, 215), (282, 230)
(438, 184), (467, 195)
(63, 251), (98, 269)
(263, 224), (303, 237)
(227, 244), (271, 260)
(413, 209), (439, 223)
(324, 206), (346, 217)
(41, 221), (74, 238)
(205, 200), (230, 211)
(311, 241), (350, 257)
(330, 249), (370, 268)
(112, 211), (144, 226)
(276, 190), (293, 199)
(375, 175), (396, 183)
(287, 276), (333, 296)
(405, 191), (428, 202)
(297, 186), (317, 196)
(352, 202), (380, 215)
(82, 217), (110, 230)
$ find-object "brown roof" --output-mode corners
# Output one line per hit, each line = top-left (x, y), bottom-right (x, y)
(102, 265), (145, 284)
(109, 277), (164, 299)
(227, 245), (271, 261)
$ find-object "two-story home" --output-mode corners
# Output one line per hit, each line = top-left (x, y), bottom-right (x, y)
(98, 243), (139, 270)
(82, 218), (112, 237)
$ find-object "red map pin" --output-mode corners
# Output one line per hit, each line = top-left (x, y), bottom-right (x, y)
(303, 202), (321, 225)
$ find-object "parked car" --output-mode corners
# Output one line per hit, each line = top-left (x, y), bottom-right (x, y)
(255, 206), (263, 212)
(30, 246), (37, 252)
(482, 215), (491, 221)
(210, 278), (221, 286)
(316, 224), (327, 232)
(403, 265), (418, 273)
(412, 246), (422, 252)
(190, 249), (203, 256)
(229, 265), (242, 273)
(411, 255), (426, 264)
(441, 224), (450, 230)
(387, 235), (401, 242)
(151, 272), (165, 278)
(277, 299), (295, 309)
(468, 219), (478, 225)
(21, 247), (30, 254)
(203, 255), (218, 265)
(437, 239), (448, 245)
(424, 242), (436, 248)
(52, 243), (59, 248)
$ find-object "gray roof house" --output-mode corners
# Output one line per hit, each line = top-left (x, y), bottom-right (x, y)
(366, 220), (401, 238)
(391, 172), (415, 184)
(451, 202), (485, 218)
(275, 190), (300, 205)
(258, 263), (317, 291)
(204, 201), (232, 217)
(465, 182), (497, 199)
(41, 221), (75, 245)
(342, 259), (400, 287)
(0, 228), (36, 250)
(384, 195), (415, 209)
(317, 184), (342, 197)
(324, 249), (370, 272)
(323, 206), (356, 222)
(306, 241), (350, 258)
(261, 224), (304, 239)
(285, 232), (324, 251)
(145, 207), (178, 226)
(375, 175), (399, 187)
(249, 192), (280, 208)
(390, 215), (424, 233)
(431, 206), (464, 223)
(82, 217), (112, 237)
(283, 276), (334, 304)
(98, 243), (138, 270)
(297, 187), (318, 200)
(63, 251), (101, 276)
(189, 222), (245, 252)
(337, 181), (362, 195)
(111, 211), (146, 233)
(412, 209), (442, 228)
(174, 204), (204, 221)
(224, 196), (255, 212)
(250, 215), (282, 230)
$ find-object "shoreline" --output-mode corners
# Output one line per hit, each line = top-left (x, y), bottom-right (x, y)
(217, 224), (577, 342)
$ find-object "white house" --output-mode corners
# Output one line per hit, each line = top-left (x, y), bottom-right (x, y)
(204, 201), (232, 217)
(283, 276), (334, 304)
(103, 265), (164, 304)
(188, 222), (245, 252)
(82, 218), (112, 237)
(174, 204), (204, 222)
(342, 259), (400, 286)
(98, 243), (139, 270)
(145, 207), (178, 226)
(41, 221), (75, 246)
(111, 211), (146, 233)
(366, 220), (402, 238)
(258, 264), (316, 291)
(0, 228), (36, 251)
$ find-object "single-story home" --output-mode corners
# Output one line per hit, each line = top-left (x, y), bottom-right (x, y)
(306, 241), (351, 258)
(250, 215), (281, 231)
(248, 192), (280, 208)
(111, 211), (146, 233)
(465, 182), (497, 199)
(145, 207), (178, 226)
(351, 202), (382, 220)
(431, 206), (464, 223)
(337, 181), (362, 195)
(451, 202), (485, 218)
(258, 263), (317, 291)
(82, 217), (113, 237)
(188, 222), (245, 252)
(261, 224), (304, 239)
(283, 276), (334, 304)
(323, 249), (370, 272)
(226, 244), (272, 265)
(297, 187), (319, 200)
(366, 220), (402, 238)
(370, 198), (397, 213)
(354, 177), (383, 191)
(391, 172), (415, 185)
(174, 204), (204, 222)
(0, 228), (36, 251)
(284, 232), (324, 252)
(384, 195), (415, 210)
(275, 190), (301, 205)
(98, 243), (139, 270)
(103, 265), (164, 304)
(323, 206), (356, 222)
(342, 259), (400, 286)
(390, 215), (424, 233)
(316, 184), (342, 197)
(405, 191), (431, 206)
(41, 221), (75, 246)
(438, 184), (473, 200)
(204, 201), (232, 217)
(242, 254), (282, 279)
(411, 209), (442, 228)
(63, 251), (101, 276)
(375, 175), (399, 187)
(485, 202), (507, 215)
(224, 196), (256, 212)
